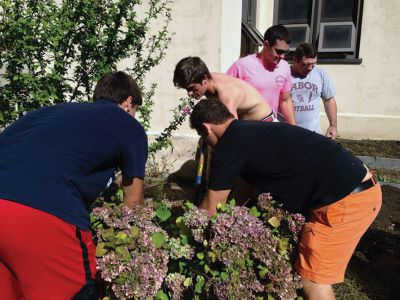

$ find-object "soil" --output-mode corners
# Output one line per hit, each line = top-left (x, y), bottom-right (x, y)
(337, 138), (400, 300)
(337, 138), (400, 159)
(342, 185), (400, 300)
(337, 138), (400, 299)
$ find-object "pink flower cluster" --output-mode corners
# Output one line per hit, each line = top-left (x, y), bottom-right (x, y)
(183, 206), (209, 243)
(92, 192), (306, 299)
(92, 204), (168, 299)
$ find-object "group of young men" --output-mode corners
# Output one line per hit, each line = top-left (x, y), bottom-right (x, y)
(0, 25), (380, 300)
(174, 25), (337, 138)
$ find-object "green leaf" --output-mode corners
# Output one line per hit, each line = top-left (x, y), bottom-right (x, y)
(278, 237), (289, 255)
(249, 206), (261, 217)
(257, 265), (269, 279)
(217, 202), (228, 212)
(207, 251), (217, 263)
(179, 261), (187, 271)
(130, 226), (140, 238)
(228, 198), (236, 206)
(116, 189), (124, 200)
(115, 275), (127, 285)
(183, 277), (192, 287)
(184, 202), (194, 210)
(115, 231), (128, 241)
(195, 275), (205, 293)
(220, 271), (228, 280)
(95, 242), (108, 257)
(101, 228), (115, 241)
(268, 293), (275, 300)
(204, 264), (210, 274)
(156, 207), (171, 221)
(115, 246), (131, 261)
(268, 216), (281, 228)
(155, 290), (169, 300)
(210, 270), (220, 277)
(180, 234), (188, 245)
(196, 252), (205, 260)
(151, 232), (165, 249)
(265, 283), (274, 292)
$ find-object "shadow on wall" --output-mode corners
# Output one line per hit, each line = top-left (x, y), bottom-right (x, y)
(168, 159), (197, 184)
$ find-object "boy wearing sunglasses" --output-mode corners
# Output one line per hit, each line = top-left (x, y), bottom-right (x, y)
(227, 25), (296, 125)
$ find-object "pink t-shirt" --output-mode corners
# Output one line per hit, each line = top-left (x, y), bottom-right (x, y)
(226, 54), (292, 115)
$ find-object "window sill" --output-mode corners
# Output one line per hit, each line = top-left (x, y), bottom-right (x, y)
(317, 58), (362, 65)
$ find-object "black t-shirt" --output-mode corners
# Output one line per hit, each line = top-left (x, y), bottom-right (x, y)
(0, 100), (148, 229)
(209, 120), (366, 212)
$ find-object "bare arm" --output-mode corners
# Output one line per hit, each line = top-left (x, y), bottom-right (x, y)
(122, 176), (144, 209)
(200, 189), (231, 216)
(323, 97), (338, 139)
(279, 92), (296, 125)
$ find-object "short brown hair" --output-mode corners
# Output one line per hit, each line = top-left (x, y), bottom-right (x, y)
(263, 24), (291, 45)
(293, 43), (318, 61)
(93, 71), (142, 105)
(173, 56), (212, 88)
(190, 98), (234, 134)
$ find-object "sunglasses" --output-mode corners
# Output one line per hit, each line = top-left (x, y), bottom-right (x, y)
(271, 45), (291, 56)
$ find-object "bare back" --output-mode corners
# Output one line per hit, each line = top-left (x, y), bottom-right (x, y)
(209, 73), (272, 120)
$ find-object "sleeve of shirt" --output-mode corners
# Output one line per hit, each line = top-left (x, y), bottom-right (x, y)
(320, 69), (336, 100)
(226, 61), (240, 78)
(282, 63), (293, 93)
(208, 142), (247, 191)
(120, 130), (148, 179)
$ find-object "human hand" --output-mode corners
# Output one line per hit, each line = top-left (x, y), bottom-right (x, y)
(326, 126), (337, 140)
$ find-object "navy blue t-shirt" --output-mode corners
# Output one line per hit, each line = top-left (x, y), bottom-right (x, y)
(0, 99), (148, 229)
(209, 120), (366, 212)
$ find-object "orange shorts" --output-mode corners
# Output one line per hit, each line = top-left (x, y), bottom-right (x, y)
(295, 183), (382, 284)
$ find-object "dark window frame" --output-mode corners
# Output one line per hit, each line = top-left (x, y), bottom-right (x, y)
(273, 0), (364, 64)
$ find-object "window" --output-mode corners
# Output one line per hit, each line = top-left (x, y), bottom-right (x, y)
(274, 0), (363, 62)
(241, 0), (263, 57)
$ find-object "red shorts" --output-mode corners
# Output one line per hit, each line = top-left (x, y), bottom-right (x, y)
(295, 182), (382, 284)
(0, 199), (97, 299)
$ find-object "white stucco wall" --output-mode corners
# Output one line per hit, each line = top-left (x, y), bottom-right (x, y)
(144, 0), (241, 136)
(141, 0), (242, 173)
(320, 0), (400, 139)
(139, 0), (399, 175)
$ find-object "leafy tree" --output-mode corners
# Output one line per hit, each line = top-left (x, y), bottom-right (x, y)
(0, 0), (172, 130)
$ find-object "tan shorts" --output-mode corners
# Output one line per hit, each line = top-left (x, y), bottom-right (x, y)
(295, 183), (382, 284)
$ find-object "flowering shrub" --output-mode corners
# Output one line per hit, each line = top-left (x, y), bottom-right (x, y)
(148, 97), (195, 153)
(91, 193), (305, 300)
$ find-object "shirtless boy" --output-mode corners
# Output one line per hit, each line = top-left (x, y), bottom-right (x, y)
(173, 56), (274, 121)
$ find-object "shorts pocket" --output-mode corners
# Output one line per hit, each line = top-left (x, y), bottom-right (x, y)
(326, 201), (346, 227)
(298, 222), (321, 272)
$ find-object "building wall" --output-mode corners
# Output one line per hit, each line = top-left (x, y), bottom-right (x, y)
(140, 0), (399, 175)
(141, 0), (242, 173)
(144, 0), (241, 137)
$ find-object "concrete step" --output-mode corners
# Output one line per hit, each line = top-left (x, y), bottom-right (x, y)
(357, 156), (400, 171)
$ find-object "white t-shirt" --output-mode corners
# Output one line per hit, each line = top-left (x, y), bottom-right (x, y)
(290, 66), (336, 133)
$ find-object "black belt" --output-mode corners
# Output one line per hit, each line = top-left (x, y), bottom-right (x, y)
(351, 175), (378, 194)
